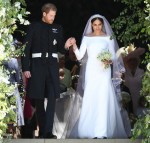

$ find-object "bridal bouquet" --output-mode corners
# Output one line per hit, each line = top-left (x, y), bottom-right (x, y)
(97, 50), (112, 69)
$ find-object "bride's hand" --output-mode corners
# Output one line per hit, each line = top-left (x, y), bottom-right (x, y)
(70, 37), (76, 45)
(70, 37), (78, 51)
(103, 60), (112, 65)
(73, 44), (78, 51)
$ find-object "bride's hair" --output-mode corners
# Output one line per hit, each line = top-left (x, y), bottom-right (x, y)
(91, 17), (104, 24)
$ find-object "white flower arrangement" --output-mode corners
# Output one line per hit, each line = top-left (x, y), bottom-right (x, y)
(0, 0), (30, 139)
(97, 49), (112, 69)
(0, 43), (6, 61)
(0, 8), (6, 17)
(0, 111), (6, 120)
(14, 2), (21, 9)
(147, 63), (150, 71)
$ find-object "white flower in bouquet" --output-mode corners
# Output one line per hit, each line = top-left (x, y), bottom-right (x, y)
(97, 49), (112, 69)
(0, 111), (6, 120)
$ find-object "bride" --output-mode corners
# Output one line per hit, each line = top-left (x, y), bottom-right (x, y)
(57, 14), (129, 139)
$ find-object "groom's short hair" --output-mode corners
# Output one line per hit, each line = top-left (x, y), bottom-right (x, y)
(42, 3), (57, 14)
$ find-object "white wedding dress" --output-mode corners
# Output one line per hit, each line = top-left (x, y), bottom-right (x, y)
(69, 36), (128, 138)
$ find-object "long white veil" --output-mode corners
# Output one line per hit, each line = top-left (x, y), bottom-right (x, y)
(55, 14), (125, 138)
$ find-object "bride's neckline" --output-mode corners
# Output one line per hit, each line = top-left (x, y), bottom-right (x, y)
(85, 35), (109, 37)
(85, 33), (109, 37)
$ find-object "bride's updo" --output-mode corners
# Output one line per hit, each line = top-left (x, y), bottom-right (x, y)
(91, 17), (104, 24)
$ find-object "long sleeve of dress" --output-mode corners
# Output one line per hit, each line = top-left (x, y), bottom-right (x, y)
(74, 37), (87, 61)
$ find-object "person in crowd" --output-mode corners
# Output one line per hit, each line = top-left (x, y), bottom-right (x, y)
(123, 48), (145, 115)
(3, 39), (24, 128)
(65, 46), (80, 76)
(58, 53), (72, 93)
(21, 77), (37, 138)
(65, 46), (80, 90)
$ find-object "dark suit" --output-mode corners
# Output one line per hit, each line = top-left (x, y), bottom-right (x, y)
(22, 21), (66, 137)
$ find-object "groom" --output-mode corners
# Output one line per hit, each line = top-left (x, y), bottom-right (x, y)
(22, 3), (74, 138)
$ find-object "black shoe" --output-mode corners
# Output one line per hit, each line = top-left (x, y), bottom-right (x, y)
(37, 135), (44, 138)
(45, 133), (57, 139)
(93, 137), (107, 139)
(103, 137), (107, 139)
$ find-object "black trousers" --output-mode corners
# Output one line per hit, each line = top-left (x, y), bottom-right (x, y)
(34, 96), (55, 136)
(33, 67), (56, 137)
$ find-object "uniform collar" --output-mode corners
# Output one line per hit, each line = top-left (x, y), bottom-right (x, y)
(41, 20), (53, 26)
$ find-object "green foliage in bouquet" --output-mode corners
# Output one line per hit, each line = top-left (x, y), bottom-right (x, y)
(0, 0), (29, 139)
(97, 50), (112, 69)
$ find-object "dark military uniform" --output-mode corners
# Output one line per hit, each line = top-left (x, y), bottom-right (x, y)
(22, 21), (66, 137)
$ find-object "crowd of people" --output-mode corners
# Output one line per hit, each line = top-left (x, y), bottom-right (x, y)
(6, 2), (148, 139)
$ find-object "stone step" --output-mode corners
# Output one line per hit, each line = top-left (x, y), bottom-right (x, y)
(0, 139), (141, 143)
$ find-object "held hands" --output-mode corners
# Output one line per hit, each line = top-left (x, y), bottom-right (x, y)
(70, 37), (78, 51)
(65, 37), (77, 50)
(102, 60), (112, 69)
(103, 60), (112, 65)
